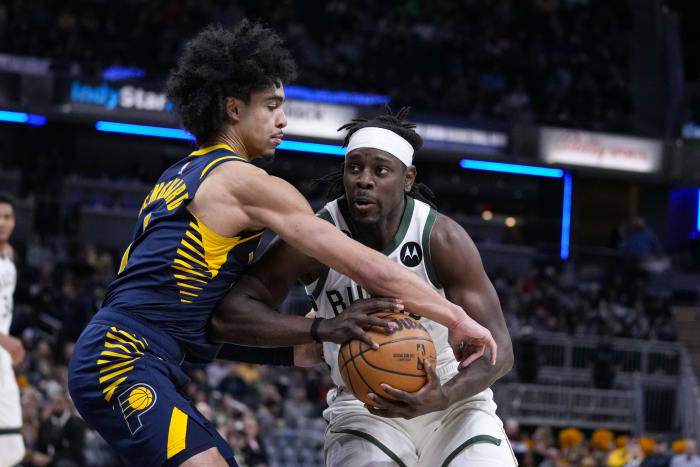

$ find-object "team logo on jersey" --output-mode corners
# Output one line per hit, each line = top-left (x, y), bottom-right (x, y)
(400, 242), (422, 267)
(178, 161), (191, 175)
(117, 383), (157, 436)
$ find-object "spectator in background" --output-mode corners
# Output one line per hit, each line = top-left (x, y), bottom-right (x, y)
(505, 418), (528, 465)
(622, 218), (668, 274)
(30, 388), (86, 467)
(641, 437), (672, 467)
(591, 335), (618, 389)
(515, 326), (540, 383)
(241, 411), (269, 467)
(670, 439), (700, 467)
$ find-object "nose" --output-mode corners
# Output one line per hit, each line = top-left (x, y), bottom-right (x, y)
(356, 169), (374, 189)
(277, 108), (287, 129)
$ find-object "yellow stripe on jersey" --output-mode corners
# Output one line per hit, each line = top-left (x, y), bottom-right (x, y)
(200, 155), (247, 179)
(113, 328), (147, 350)
(103, 341), (141, 355)
(185, 230), (203, 248)
(143, 212), (152, 230)
(96, 328), (149, 402)
(100, 350), (133, 360)
(103, 377), (128, 403)
(118, 243), (132, 274)
(171, 214), (262, 302)
(105, 332), (141, 352)
(176, 249), (208, 269)
(166, 407), (189, 459)
(189, 143), (235, 156)
(99, 358), (139, 373)
(173, 274), (208, 284)
(171, 264), (208, 278)
(98, 365), (135, 384)
(180, 239), (205, 259)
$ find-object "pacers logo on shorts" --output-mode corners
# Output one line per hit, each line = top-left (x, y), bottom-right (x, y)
(117, 383), (157, 436)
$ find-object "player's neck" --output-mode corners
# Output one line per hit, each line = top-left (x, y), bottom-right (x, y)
(211, 131), (250, 161)
(352, 198), (405, 252)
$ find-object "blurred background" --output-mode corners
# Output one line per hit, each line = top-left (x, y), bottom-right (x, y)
(2, 0), (700, 466)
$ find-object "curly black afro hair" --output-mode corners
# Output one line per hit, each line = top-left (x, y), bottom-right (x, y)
(165, 20), (297, 145)
(316, 106), (435, 207)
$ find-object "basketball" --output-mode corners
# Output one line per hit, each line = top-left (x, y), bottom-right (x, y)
(337, 312), (437, 406)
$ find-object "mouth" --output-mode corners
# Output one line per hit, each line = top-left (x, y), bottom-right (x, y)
(351, 197), (376, 211)
(271, 134), (284, 145)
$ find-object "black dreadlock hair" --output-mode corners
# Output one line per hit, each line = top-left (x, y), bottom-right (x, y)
(315, 106), (436, 208)
(165, 20), (297, 145)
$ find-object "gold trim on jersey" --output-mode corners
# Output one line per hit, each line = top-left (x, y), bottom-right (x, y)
(170, 215), (262, 303)
(189, 144), (235, 156)
(200, 155), (247, 179)
(97, 327), (148, 403)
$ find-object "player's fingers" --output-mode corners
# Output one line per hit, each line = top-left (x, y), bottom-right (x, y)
(459, 345), (485, 369)
(424, 358), (439, 382)
(304, 310), (317, 319)
(354, 327), (379, 349)
(363, 297), (404, 313)
(358, 315), (397, 332)
(379, 384), (410, 402)
(451, 342), (462, 363)
(488, 335), (498, 365)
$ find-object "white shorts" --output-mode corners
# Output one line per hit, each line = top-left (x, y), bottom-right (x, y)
(0, 348), (24, 467)
(323, 388), (518, 467)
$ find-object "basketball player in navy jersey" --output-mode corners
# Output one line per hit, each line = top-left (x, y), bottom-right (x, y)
(211, 108), (516, 466)
(67, 21), (496, 467)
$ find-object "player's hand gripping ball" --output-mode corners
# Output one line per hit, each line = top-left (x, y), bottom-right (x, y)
(338, 312), (437, 406)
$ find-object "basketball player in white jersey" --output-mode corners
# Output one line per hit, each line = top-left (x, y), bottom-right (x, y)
(0, 194), (25, 467)
(210, 108), (516, 466)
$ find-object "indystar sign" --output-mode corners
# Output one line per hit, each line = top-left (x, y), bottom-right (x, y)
(69, 81), (173, 112)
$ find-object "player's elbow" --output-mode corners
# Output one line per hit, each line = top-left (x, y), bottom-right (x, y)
(208, 297), (245, 343)
(498, 336), (515, 377)
(207, 312), (230, 343)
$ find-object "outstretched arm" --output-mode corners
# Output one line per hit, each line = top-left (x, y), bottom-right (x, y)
(230, 169), (496, 363)
(365, 214), (513, 418)
(209, 236), (401, 349)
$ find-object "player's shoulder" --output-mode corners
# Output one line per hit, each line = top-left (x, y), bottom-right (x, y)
(430, 212), (473, 247)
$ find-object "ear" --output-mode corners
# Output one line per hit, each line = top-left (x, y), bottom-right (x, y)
(224, 96), (244, 123)
(404, 165), (416, 193)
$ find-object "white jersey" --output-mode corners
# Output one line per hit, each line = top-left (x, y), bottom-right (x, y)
(0, 251), (16, 336)
(305, 196), (492, 405)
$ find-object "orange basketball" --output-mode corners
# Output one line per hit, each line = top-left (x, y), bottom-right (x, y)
(337, 312), (436, 406)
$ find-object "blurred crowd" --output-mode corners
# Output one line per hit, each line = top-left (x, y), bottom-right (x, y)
(505, 419), (700, 467)
(0, 0), (633, 132)
(497, 263), (675, 342)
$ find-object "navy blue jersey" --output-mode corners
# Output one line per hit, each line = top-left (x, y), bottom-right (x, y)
(103, 144), (263, 362)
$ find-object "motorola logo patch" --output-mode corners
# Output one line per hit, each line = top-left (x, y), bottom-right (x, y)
(400, 242), (422, 267)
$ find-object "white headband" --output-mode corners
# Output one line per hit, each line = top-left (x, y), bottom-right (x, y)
(345, 127), (414, 167)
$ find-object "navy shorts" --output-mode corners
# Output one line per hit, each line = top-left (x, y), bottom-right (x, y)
(68, 309), (237, 466)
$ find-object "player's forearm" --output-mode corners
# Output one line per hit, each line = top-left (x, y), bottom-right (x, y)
(364, 254), (464, 328)
(443, 339), (513, 405)
(285, 217), (464, 328)
(217, 344), (294, 366)
(209, 294), (317, 347)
